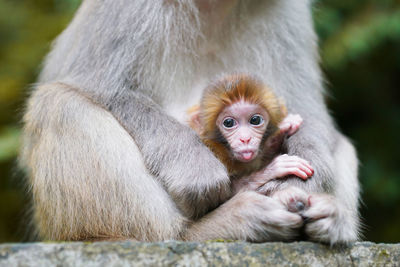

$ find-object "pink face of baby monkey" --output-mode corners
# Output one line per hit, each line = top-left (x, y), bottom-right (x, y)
(216, 100), (269, 162)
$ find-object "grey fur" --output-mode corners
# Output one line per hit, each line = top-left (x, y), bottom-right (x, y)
(21, 0), (359, 243)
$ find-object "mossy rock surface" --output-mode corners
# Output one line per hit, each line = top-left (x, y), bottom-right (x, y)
(0, 241), (399, 266)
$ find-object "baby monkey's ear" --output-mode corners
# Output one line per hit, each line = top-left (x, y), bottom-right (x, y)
(187, 104), (204, 136)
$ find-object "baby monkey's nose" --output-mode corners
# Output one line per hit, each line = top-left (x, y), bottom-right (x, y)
(240, 137), (251, 144)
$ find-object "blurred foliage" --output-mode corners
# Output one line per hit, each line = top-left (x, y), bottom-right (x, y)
(0, 126), (20, 161)
(314, 0), (400, 243)
(0, 0), (399, 243)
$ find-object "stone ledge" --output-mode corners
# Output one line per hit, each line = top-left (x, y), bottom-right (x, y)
(0, 241), (398, 266)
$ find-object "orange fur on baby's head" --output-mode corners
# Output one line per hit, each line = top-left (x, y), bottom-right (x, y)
(194, 74), (287, 139)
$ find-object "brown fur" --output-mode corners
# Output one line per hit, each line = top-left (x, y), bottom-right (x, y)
(188, 74), (287, 177)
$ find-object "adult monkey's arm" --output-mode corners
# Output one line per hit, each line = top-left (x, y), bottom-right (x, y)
(257, 66), (360, 244)
(91, 87), (232, 219)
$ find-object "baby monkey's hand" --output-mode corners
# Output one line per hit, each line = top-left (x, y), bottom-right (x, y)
(264, 114), (303, 156)
(231, 154), (313, 194)
(279, 114), (303, 136)
(263, 154), (314, 181)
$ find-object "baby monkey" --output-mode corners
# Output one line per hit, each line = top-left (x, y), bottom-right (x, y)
(188, 74), (314, 195)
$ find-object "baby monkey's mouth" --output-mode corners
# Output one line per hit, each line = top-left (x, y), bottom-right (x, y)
(235, 149), (257, 162)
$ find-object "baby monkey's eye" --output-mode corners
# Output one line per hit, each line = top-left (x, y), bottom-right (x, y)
(249, 115), (263, 125)
(223, 118), (236, 128)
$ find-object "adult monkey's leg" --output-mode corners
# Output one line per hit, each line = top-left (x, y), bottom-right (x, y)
(21, 83), (185, 241)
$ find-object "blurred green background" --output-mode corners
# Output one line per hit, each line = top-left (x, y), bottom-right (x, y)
(0, 0), (399, 243)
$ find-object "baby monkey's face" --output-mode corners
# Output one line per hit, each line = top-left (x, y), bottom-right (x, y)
(216, 100), (269, 162)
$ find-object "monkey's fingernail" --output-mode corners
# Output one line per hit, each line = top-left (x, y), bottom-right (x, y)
(295, 201), (305, 211)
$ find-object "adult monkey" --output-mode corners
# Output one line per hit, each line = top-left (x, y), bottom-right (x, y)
(21, 0), (359, 243)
